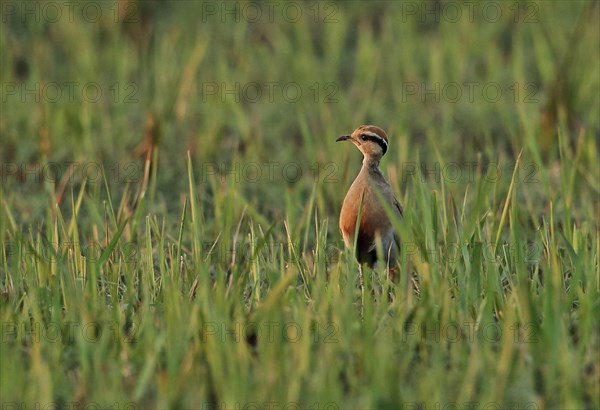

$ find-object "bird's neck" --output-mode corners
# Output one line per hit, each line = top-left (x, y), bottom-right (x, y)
(362, 156), (381, 170)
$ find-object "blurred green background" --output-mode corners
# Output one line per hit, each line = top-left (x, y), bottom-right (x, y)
(2, 0), (598, 219)
(1, 1), (599, 409)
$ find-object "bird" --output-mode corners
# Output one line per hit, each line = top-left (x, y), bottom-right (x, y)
(337, 125), (403, 284)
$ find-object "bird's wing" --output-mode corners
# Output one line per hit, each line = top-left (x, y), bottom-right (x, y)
(392, 197), (403, 250)
(393, 196), (403, 218)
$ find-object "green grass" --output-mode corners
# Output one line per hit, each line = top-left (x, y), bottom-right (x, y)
(1, 1), (599, 409)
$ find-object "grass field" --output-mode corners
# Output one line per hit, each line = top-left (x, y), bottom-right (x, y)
(1, 1), (599, 409)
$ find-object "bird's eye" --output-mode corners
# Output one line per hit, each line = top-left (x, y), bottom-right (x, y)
(360, 134), (368, 141)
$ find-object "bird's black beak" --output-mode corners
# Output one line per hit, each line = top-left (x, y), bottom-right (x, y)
(336, 135), (351, 142)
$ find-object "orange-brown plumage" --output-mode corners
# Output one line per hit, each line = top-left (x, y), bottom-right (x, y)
(337, 125), (402, 279)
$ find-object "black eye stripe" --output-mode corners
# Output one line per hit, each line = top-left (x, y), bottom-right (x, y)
(361, 134), (388, 155)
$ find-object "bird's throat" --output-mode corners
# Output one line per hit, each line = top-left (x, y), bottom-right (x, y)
(362, 156), (381, 170)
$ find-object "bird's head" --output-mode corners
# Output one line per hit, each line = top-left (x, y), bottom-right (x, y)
(336, 125), (389, 160)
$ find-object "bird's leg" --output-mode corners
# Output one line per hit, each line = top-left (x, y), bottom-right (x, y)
(384, 244), (400, 302)
(386, 266), (399, 283)
(385, 244), (398, 283)
(358, 263), (365, 318)
(358, 263), (365, 293)
(386, 268), (397, 304)
(385, 263), (397, 304)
